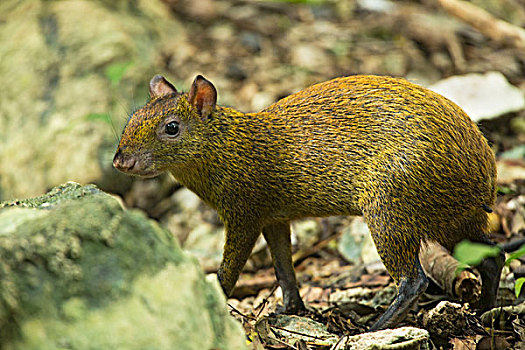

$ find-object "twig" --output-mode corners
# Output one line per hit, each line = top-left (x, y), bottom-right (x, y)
(228, 303), (257, 321)
(420, 241), (481, 304)
(256, 283), (279, 319)
(292, 231), (343, 266)
(437, 0), (525, 48)
(269, 324), (328, 341)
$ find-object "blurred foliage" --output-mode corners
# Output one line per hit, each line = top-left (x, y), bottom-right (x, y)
(85, 113), (113, 124)
(105, 61), (134, 86)
(506, 244), (525, 267)
(453, 240), (501, 267)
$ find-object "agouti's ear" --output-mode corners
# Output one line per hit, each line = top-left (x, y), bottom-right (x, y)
(188, 75), (217, 119)
(149, 75), (178, 98)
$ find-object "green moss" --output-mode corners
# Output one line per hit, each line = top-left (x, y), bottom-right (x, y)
(1, 182), (100, 209)
(8, 264), (246, 350)
(105, 61), (134, 86)
(0, 183), (182, 342)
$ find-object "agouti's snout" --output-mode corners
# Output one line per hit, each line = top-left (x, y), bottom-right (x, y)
(113, 148), (158, 178)
(113, 150), (136, 172)
(113, 148), (163, 178)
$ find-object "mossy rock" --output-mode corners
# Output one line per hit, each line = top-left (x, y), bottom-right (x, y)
(0, 182), (246, 350)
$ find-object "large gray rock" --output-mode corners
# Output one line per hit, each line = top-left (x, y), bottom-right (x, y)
(0, 0), (185, 200)
(429, 72), (525, 122)
(0, 182), (247, 350)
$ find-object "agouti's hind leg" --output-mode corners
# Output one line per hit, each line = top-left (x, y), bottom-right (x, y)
(365, 210), (429, 331)
(263, 222), (306, 314)
(368, 263), (428, 331)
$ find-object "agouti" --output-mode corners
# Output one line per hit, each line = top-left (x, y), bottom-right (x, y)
(113, 74), (504, 330)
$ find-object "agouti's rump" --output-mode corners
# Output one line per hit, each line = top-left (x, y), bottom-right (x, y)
(113, 74), (503, 331)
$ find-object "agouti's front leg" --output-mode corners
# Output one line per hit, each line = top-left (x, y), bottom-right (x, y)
(263, 222), (306, 314)
(218, 223), (261, 297)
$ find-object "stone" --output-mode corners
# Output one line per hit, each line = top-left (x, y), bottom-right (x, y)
(429, 72), (525, 122)
(339, 327), (430, 350)
(338, 217), (381, 266)
(0, 182), (247, 350)
(421, 301), (476, 338)
(261, 314), (430, 350)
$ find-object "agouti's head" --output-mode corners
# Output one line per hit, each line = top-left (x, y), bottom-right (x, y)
(113, 75), (217, 177)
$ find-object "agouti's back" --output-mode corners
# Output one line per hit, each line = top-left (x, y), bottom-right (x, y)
(113, 74), (502, 331)
(224, 76), (496, 237)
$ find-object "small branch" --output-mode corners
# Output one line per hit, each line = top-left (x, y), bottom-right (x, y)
(255, 284), (279, 319)
(228, 303), (257, 321)
(292, 231), (343, 266)
(269, 324), (328, 341)
(437, 0), (525, 48)
(420, 242), (481, 304)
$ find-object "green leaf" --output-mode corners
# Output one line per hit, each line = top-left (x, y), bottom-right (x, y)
(105, 61), (133, 86)
(497, 185), (515, 195)
(505, 244), (525, 266)
(506, 244), (525, 266)
(515, 277), (525, 299)
(453, 240), (501, 266)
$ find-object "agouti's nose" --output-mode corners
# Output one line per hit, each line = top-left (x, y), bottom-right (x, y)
(113, 151), (136, 172)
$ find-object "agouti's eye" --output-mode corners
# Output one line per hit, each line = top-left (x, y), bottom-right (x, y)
(165, 121), (180, 136)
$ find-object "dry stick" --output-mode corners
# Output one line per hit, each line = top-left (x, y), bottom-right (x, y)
(228, 303), (257, 321)
(419, 241), (481, 304)
(231, 275), (276, 298)
(267, 336), (299, 350)
(256, 318), (301, 350)
(437, 0), (525, 48)
(268, 324), (328, 341)
(255, 284), (280, 319)
(292, 231), (344, 266)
